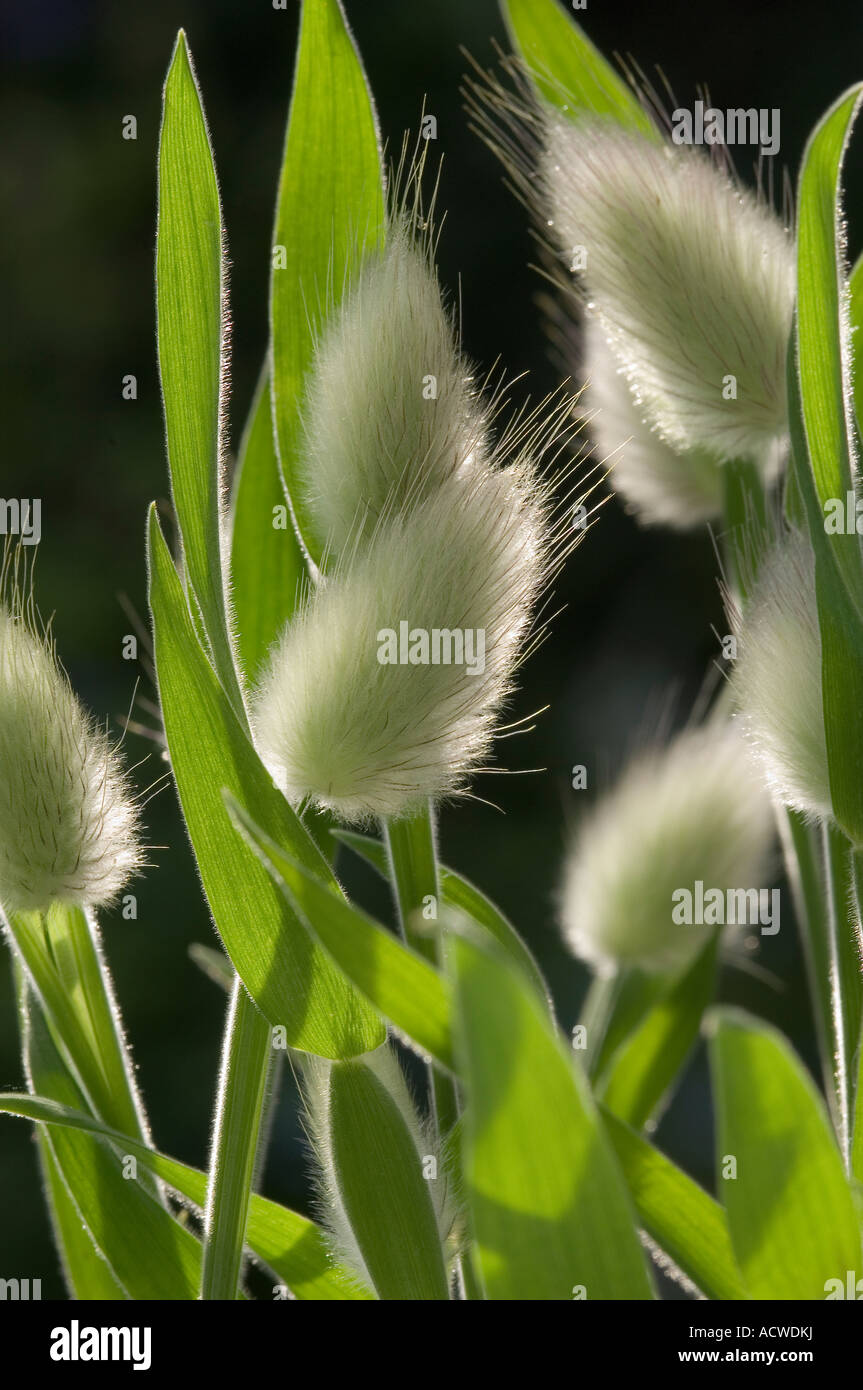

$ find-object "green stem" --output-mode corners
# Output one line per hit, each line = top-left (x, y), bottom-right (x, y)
(578, 970), (622, 1082)
(822, 821), (859, 1166)
(383, 804), (459, 1135)
(201, 980), (273, 1299)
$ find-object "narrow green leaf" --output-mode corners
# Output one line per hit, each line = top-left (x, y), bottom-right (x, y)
(710, 1008), (862, 1300)
(449, 928), (653, 1300)
(271, 0), (385, 566)
(38, 1136), (127, 1299)
(20, 983), (201, 1300)
(0, 1091), (370, 1301)
(327, 1057), (450, 1300)
(230, 365), (306, 685)
(227, 795), (453, 1070)
(334, 827), (550, 1005)
(599, 934), (719, 1130)
(502, 0), (657, 138)
(147, 506), (384, 1058)
(601, 1107), (747, 1301)
(157, 31), (240, 705)
(849, 250), (863, 434)
(201, 983), (273, 1300)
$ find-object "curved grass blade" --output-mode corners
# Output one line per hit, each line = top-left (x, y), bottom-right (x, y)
(502, 0), (657, 138)
(228, 795), (453, 1069)
(157, 31), (241, 709)
(448, 924), (653, 1300)
(230, 364), (306, 686)
(710, 1008), (862, 1300)
(601, 1107), (747, 1302)
(333, 828), (550, 1005)
(0, 1090), (371, 1301)
(270, 0), (385, 567)
(147, 506), (384, 1058)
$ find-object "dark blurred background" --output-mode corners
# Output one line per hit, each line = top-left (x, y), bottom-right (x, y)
(1, 0), (861, 1297)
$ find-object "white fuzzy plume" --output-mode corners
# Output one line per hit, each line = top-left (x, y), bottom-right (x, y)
(729, 531), (831, 820)
(543, 118), (795, 467)
(559, 722), (775, 972)
(0, 601), (142, 914)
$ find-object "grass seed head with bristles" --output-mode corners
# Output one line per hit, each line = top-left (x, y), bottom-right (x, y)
(0, 561), (143, 914)
(298, 222), (489, 560)
(583, 315), (724, 528)
(728, 529), (831, 820)
(541, 118), (795, 468)
(253, 429), (581, 824)
(558, 722), (775, 973)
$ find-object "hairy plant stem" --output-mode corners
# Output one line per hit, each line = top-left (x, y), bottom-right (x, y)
(201, 980), (273, 1299)
(383, 804), (459, 1136)
(578, 970), (622, 1081)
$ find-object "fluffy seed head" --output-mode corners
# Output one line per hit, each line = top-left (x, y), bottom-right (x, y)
(253, 461), (553, 824)
(583, 315), (723, 527)
(729, 531), (831, 819)
(559, 723), (775, 972)
(543, 119), (795, 466)
(0, 601), (142, 914)
(298, 226), (486, 559)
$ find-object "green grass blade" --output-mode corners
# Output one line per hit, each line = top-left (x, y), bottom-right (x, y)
(201, 983), (273, 1300)
(448, 926), (653, 1300)
(157, 31), (240, 707)
(502, 0), (657, 137)
(230, 365), (306, 685)
(20, 982), (201, 1300)
(326, 1057), (450, 1300)
(0, 1089), (370, 1301)
(710, 1008), (862, 1299)
(147, 506), (384, 1058)
(271, 0), (384, 566)
(334, 827), (551, 1005)
(37, 1135), (127, 1299)
(598, 934), (719, 1130)
(600, 1107), (747, 1301)
(849, 250), (863, 434)
(227, 795), (452, 1070)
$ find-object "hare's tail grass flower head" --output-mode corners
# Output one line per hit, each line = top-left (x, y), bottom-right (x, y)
(540, 118), (795, 468)
(252, 433), (581, 825)
(728, 529), (831, 821)
(582, 316), (725, 528)
(0, 563), (143, 915)
(298, 221), (490, 561)
(558, 722), (775, 974)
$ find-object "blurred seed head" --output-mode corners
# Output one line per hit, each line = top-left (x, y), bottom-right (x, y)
(542, 119), (795, 467)
(729, 530), (831, 820)
(0, 575), (142, 915)
(559, 722), (775, 973)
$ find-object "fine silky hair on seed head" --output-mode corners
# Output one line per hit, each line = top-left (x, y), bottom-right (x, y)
(253, 451), (567, 825)
(728, 529), (832, 821)
(0, 548), (143, 914)
(540, 117), (795, 466)
(582, 315), (724, 528)
(558, 721), (775, 973)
